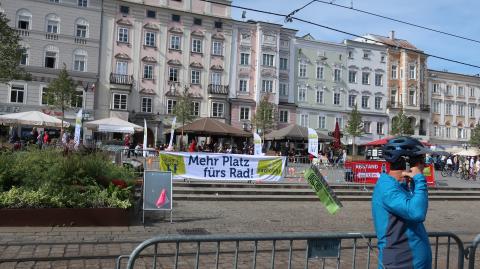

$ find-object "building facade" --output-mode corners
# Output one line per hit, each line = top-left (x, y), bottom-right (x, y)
(0, 0), (101, 125)
(229, 20), (297, 132)
(359, 32), (430, 138)
(96, 0), (233, 143)
(428, 70), (480, 147)
(294, 35), (348, 138)
(344, 39), (389, 145)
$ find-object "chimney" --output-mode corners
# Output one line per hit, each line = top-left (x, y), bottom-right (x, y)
(390, 30), (395, 40)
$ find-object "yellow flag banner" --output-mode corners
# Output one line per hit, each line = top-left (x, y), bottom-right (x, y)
(304, 165), (343, 214)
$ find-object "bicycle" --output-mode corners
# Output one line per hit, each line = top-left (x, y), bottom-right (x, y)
(441, 165), (454, 177)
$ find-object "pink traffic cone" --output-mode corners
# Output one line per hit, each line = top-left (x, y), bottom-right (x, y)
(156, 189), (169, 208)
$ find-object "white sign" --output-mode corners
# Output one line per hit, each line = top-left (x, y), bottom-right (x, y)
(74, 109), (82, 149)
(308, 128), (319, 158)
(143, 119), (148, 157)
(167, 117), (176, 151)
(253, 132), (262, 155)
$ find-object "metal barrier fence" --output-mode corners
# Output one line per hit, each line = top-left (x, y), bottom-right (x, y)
(115, 232), (464, 269)
(466, 234), (480, 269)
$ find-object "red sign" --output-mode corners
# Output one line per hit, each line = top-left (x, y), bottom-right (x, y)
(344, 160), (435, 187)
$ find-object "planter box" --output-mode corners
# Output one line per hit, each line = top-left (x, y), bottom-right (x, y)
(0, 208), (130, 227)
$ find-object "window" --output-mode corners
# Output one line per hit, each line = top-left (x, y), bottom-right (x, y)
(262, 54), (274, 66)
(240, 53), (250, 65)
(212, 41), (223, 56)
(145, 32), (156, 47)
(318, 116), (326, 129)
(446, 85), (452, 95)
(141, 97), (152, 113)
(212, 102), (224, 118)
(470, 87), (475, 97)
(146, 10), (156, 18)
(375, 74), (383, 86)
(335, 117), (343, 128)
(41, 87), (50, 105)
(172, 14), (181, 22)
(280, 110), (288, 123)
(470, 105), (475, 118)
(20, 49), (28, 65)
(458, 86), (464, 97)
(279, 83), (288, 96)
(316, 66), (324, 79)
(169, 67), (178, 82)
(381, 55), (386, 63)
(432, 83), (439, 94)
(362, 72), (370, 85)
(46, 14), (59, 33)
(300, 114), (308, 127)
(112, 93), (127, 110)
(433, 101), (440, 113)
(299, 63), (307, 77)
(391, 65), (397, 79)
(348, 71), (356, 83)
(118, 27), (129, 43)
(348, 95), (356, 107)
(44, 51), (57, 68)
(409, 65), (416, 79)
(120, 5), (129, 15)
(116, 61), (128, 75)
(75, 18), (88, 38)
(458, 103), (465, 116)
(143, 64), (153, 79)
(262, 80), (273, 92)
(445, 103), (452, 115)
(71, 91), (83, 108)
(363, 121), (371, 133)
(191, 70), (200, 84)
(194, 18), (202, 25)
(363, 52), (370, 59)
(433, 125), (439, 137)
(458, 128), (465, 139)
(375, 96), (381, 109)
(170, 35), (181, 50)
(390, 89), (397, 104)
(78, 0), (88, 7)
(50, 0), (59, 3)
(239, 80), (248, 92)
(191, 102), (200, 116)
(298, 87), (306, 102)
(73, 51), (86, 72)
(167, 99), (177, 114)
(17, 9), (31, 30)
(316, 90), (324, 104)
(377, 122), (384, 135)
(446, 127), (451, 138)
(361, 96), (369, 108)
(408, 90), (415, 105)
(334, 69), (341, 82)
(240, 107), (250, 120)
(333, 93), (341, 105)
(211, 72), (222, 85)
(348, 51), (353, 59)
(280, 58), (288, 70)
(214, 21), (222, 29)
(192, 39), (202, 53)
(10, 85), (25, 103)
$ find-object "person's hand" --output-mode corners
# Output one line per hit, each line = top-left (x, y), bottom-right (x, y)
(402, 164), (424, 178)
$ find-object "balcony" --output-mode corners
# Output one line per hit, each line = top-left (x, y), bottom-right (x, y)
(110, 73), (133, 86)
(208, 84), (229, 95)
(45, 33), (58, 40)
(386, 101), (402, 109)
(420, 104), (430, 112)
(16, 29), (30, 36)
(74, 37), (87, 44)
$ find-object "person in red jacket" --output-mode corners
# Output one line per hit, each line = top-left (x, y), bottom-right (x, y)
(43, 132), (49, 145)
(189, 139), (197, 152)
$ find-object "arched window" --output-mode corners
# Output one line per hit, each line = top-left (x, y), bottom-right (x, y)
(75, 18), (89, 38)
(45, 14), (60, 34)
(44, 45), (59, 68)
(73, 49), (87, 72)
(16, 9), (32, 30)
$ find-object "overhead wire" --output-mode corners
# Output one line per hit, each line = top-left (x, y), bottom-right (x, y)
(200, 0), (480, 69)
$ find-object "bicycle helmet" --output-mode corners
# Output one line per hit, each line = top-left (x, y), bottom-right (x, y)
(381, 136), (431, 163)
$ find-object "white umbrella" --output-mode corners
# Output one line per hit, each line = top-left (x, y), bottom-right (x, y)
(455, 148), (480, 156)
(84, 117), (143, 134)
(0, 111), (69, 128)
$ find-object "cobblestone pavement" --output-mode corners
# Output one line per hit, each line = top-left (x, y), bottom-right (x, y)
(0, 200), (479, 268)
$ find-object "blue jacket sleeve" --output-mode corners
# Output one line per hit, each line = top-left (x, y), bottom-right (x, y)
(381, 174), (428, 222)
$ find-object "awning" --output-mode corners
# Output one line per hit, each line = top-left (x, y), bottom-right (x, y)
(98, 125), (135, 134)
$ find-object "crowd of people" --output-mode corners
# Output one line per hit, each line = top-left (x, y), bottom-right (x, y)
(435, 154), (480, 179)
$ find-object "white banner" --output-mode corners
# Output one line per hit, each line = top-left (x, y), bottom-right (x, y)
(308, 128), (318, 158)
(74, 109), (82, 148)
(253, 132), (262, 155)
(143, 119), (148, 157)
(167, 117), (176, 151)
(159, 152), (286, 181)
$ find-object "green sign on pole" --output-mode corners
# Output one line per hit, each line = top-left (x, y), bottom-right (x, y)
(304, 165), (343, 215)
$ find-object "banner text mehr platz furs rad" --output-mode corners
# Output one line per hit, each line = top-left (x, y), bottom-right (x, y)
(159, 152), (286, 181)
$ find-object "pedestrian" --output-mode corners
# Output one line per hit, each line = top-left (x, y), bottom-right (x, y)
(31, 127), (38, 145)
(189, 139), (197, 153)
(475, 158), (480, 179)
(37, 131), (44, 150)
(43, 131), (49, 147)
(372, 136), (431, 269)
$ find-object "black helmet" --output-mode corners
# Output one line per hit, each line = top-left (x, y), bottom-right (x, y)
(382, 136), (431, 163)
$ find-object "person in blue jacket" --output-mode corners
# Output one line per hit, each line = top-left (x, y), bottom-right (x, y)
(372, 136), (432, 269)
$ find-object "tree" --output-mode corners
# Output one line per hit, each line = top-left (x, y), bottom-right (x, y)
(0, 9), (29, 83)
(391, 107), (414, 135)
(470, 123), (480, 147)
(46, 65), (76, 133)
(173, 86), (195, 150)
(345, 103), (363, 156)
(253, 94), (275, 141)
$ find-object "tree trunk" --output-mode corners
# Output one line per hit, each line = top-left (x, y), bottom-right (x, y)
(352, 136), (356, 157)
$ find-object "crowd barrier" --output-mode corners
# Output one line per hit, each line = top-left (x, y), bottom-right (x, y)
(115, 231), (465, 269)
(466, 234), (480, 269)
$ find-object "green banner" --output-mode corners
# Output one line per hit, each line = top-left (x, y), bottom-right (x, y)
(304, 166), (342, 215)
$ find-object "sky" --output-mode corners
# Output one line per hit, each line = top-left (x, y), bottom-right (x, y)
(231, 0), (480, 76)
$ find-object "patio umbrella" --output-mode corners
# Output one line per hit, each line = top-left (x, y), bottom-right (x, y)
(332, 121), (342, 149)
(361, 136), (431, 147)
(0, 111), (69, 128)
(264, 124), (333, 141)
(84, 117), (143, 134)
(455, 148), (480, 156)
(176, 118), (250, 137)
